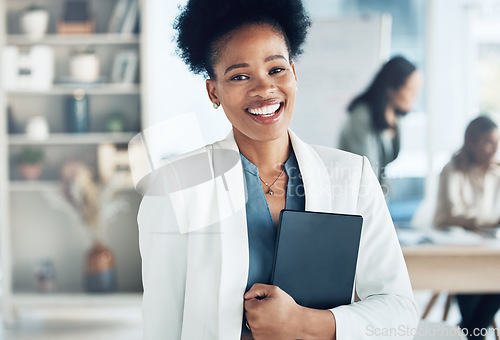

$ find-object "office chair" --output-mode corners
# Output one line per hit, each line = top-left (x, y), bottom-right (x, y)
(422, 293), (499, 340)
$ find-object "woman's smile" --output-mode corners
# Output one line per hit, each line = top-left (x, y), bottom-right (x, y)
(245, 100), (284, 123)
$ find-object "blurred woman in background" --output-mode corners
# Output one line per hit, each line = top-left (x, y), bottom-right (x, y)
(434, 115), (500, 340)
(338, 56), (422, 184)
(434, 115), (500, 230)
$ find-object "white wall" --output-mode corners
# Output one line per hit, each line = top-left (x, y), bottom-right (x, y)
(141, 0), (230, 154)
(291, 15), (391, 148)
(427, 0), (471, 174)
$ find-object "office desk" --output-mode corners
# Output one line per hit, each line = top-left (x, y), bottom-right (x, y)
(402, 244), (500, 293)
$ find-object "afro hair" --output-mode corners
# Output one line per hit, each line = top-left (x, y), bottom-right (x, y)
(173, 0), (311, 78)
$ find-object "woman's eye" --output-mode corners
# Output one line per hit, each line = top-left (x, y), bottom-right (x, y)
(230, 75), (249, 81)
(270, 67), (285, 75)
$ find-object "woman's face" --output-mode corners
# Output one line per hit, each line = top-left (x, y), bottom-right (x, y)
(206, 24), (297, 144)
(387, 70), (422, 114)
(471, 128), (499, 166)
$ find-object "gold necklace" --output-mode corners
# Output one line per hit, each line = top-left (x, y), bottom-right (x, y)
(259, 167), (285, 195)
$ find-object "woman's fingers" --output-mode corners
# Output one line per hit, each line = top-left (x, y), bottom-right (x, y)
(244, 283), (276, 300)
(244, 284), (302, 339)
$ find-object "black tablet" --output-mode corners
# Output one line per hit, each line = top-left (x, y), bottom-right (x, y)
(271, 209), (363, 309)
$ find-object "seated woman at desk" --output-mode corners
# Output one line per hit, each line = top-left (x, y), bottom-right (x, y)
(434, 116), (500, 230)
(434, 115), (500, 339)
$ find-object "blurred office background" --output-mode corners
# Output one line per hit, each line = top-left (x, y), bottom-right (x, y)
(0, 0), (499, 338)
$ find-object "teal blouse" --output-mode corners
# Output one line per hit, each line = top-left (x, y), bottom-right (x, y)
(240, 149), (305, 335)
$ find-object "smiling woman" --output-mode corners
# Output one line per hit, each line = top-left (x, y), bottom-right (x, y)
(137, 0), (419, 339)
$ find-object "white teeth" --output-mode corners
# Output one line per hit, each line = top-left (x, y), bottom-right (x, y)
(248, 104), (280, 115)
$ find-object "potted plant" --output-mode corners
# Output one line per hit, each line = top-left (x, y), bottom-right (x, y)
(61, 161), (129, 293)
(15, 147), (44, 180)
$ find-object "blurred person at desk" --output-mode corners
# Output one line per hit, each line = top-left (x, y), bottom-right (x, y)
(434, 116), (500, 231)
(338, 56), (422, 184)
(434, 115), (500, 340)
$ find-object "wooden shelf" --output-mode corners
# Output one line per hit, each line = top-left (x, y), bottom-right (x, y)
(11, 293), (142, 307)
(9, 181), (137, 192)
(6, 34), (140, 46)
(8, 132), (138, 145)
(7, 84), (141, 96)
(9, 181), (61, 192)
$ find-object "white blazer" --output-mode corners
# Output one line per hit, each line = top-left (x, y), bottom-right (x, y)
(138, 130), (419, 339)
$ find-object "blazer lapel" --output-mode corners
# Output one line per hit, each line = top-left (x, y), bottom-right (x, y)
(213, 132), (249, 339)
(178, 131), (248, 339)
(289, 130), (333, 212)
